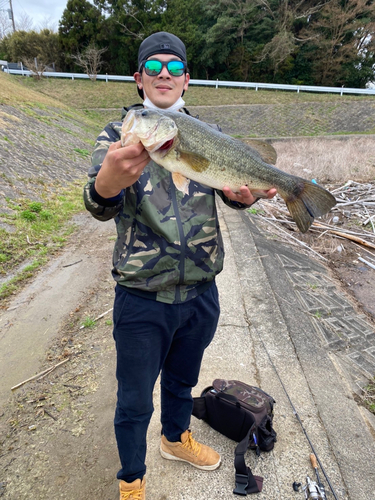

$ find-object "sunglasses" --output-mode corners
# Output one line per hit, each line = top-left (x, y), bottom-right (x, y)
(141, 59), (187, 77)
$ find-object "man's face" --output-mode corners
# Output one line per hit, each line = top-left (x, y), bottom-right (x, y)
(134, 53), (190, 109)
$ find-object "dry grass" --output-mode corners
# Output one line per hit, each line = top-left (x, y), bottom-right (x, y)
(0, 71), (67, 108)
(273, 137), (375, 183)
(13, 75), (374, 109)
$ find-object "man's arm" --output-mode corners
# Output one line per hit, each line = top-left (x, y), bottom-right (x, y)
(83, 123), (150, 222)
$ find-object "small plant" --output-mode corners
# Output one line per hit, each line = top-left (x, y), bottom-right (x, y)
(81, 316), (96, 328)
(29, 202), (43, 213)
(314, 311), (322, 319)
(362, 378), (375, 415)
(247, 207), (259, 214)
(20, 210), (37, 221)
(0, 253), (8, 263)
(40, 210), (53, 220)
(73, 148), (90, 157)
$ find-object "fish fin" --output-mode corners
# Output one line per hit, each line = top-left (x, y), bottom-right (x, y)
(172, 172), (190, 195)
(241, 139), (277, 165)
(178, 151), (210, 172)
(282, 181), (336, 233)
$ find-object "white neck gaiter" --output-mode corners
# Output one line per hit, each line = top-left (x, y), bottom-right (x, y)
(143, 94), (185, 113)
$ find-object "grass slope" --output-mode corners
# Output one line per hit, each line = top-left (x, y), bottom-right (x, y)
(0, 73), (104, 300)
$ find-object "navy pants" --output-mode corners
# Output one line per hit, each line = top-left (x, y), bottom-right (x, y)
(112, 283), (220, 482)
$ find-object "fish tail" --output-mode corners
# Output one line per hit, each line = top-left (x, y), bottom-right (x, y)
(281, 180), (336, 233)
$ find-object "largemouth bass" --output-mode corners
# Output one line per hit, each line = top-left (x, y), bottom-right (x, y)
(121, 109), (336, 233)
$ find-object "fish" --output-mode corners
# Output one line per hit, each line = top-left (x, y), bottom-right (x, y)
(121, 109), (336, 233)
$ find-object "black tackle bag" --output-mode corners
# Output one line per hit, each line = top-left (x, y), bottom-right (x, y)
(192, 379), (277, 496)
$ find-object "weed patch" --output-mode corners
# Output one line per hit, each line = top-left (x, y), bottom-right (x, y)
(74, 148), (90, 157)
(362, 378), (375, 415)
(0, 182), (84, 300)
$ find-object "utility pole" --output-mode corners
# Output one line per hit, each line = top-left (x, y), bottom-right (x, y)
(8, 0), (15, 32)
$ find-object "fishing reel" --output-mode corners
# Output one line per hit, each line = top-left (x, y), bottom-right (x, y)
(302, 476), (325, 500)
(293, 476), (325, 500)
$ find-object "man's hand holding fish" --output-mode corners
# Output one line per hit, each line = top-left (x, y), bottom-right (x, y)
(94, 141), (150, 198)
(222, 185), (277, 205)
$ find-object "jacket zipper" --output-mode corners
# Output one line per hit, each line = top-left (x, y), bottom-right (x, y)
(170, 175), (185, 302)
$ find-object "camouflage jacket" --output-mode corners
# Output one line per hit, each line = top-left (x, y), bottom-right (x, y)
(83, 106), (248, 304)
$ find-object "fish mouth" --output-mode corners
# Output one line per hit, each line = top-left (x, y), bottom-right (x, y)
(147, 137), (175, 156)
(158, 138), (175, 151)
(144, 120), (177, 154)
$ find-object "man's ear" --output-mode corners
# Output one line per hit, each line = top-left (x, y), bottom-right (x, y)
(183, 73), (190, 92)
(134, 72), (142, 88)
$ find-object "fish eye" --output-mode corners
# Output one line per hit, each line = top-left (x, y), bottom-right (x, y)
(141, 110), (148, 116)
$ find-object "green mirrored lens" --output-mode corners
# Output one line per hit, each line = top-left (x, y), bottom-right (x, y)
(167, 61), (184, 75)
(144, 60), (162, 75)
(143, 60), (185, 76)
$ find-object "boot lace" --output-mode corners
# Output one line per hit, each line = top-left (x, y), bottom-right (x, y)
(182, 431), (201, 457)
(120, 489), (143, 500)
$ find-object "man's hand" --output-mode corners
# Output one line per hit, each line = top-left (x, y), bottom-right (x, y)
(94, 141), (150, 198)
(222, 186), (277, 205)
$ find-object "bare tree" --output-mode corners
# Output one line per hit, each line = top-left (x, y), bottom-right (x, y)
(117, 5), (145, 40)
(256, 0), (329, 72)
(71, 44), (107, 81)
(22, 57), (50, 79)
(15, 12), (34, 32)
(38, 15), (57, 33)
(0, 11), (13, 39)
(310, 0), (375, 85)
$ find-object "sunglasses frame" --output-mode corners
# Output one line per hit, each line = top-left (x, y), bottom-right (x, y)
(140, 59), (187, 77)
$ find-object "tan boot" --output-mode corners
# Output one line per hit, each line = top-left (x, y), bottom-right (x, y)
(119, 477), (146, 500)
(160, 430), (221, 470)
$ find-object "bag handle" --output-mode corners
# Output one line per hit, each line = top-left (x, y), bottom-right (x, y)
(214, 392), (241, 405)
(233, 428), (263, 495)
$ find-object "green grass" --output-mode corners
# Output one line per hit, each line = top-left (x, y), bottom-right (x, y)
(81, 316), (96, 328)
(247, 207), (264, 215)
(362, 378), (375, 415)
(0, 182), (84, 300)
(74, 147), (90, 157)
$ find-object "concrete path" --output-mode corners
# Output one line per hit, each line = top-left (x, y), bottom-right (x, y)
(146, 201), (375, 499)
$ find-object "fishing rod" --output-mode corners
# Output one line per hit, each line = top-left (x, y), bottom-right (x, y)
(250, 322), (339, 500)
(310, 453), (327, 500)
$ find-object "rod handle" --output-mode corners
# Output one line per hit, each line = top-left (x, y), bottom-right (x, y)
(310, 453), (318, 469)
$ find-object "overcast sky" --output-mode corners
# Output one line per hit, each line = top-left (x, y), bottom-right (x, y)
(10, 0), (94, 31)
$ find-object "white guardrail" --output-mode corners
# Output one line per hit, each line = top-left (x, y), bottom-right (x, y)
(3, 67), (375, 96)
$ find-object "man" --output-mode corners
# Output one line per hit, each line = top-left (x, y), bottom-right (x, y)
(83, 32), (276, 500)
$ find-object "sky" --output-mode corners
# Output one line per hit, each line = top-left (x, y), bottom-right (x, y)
(10, 0), (93, 31)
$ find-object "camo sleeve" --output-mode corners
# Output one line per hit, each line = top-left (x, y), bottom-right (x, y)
(83, 122), (124, 221)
